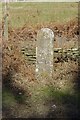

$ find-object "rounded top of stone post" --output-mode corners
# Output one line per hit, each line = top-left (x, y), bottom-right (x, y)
(37, 28), (54, 40)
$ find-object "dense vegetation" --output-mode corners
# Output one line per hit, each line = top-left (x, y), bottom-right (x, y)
(1, 2), (80, 119)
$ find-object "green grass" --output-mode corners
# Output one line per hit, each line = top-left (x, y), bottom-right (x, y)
(3, 87), (17, 106)
(3, 86), (28, 106)
(3, 84), (76, 107)
(8, 2), (78, 28)
(30, 84), (79, 106)
(3, 84), (80, 118)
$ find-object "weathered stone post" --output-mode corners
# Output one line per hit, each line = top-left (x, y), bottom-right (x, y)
(3, 0), (8, 40)
(36, 28), (54, 81)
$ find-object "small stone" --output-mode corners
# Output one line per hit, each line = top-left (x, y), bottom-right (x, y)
(19, 92), (22, 95)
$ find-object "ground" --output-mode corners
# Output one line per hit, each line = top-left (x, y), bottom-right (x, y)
(1, 2), (80, 119)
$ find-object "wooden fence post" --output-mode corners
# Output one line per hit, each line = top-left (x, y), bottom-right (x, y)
(3, 0), (8, 40)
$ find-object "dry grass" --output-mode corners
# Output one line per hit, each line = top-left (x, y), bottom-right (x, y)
(2, 2), (79, 118)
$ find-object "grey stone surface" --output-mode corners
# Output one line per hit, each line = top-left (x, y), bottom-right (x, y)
(36, 28), (54, 80)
